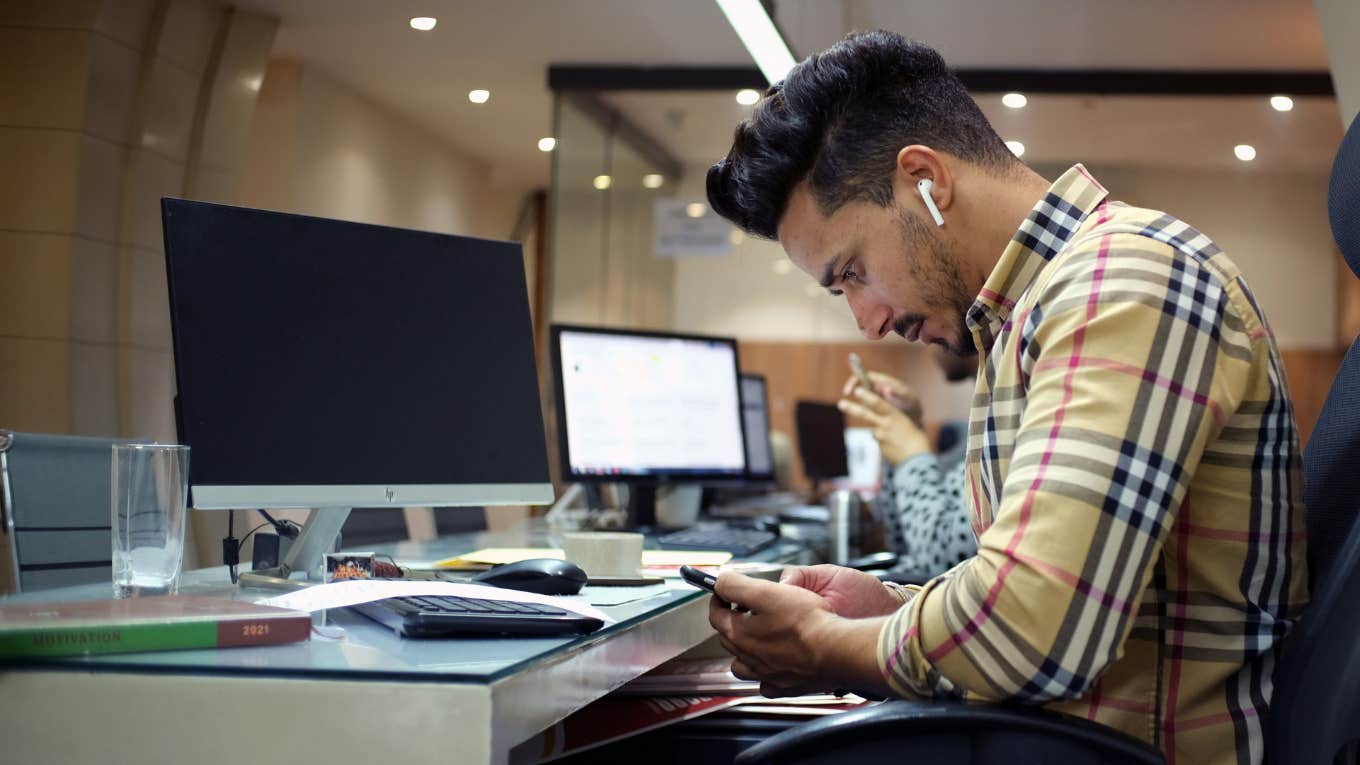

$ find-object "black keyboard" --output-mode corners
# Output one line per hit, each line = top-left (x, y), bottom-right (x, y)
(657, 527), (779, 557)
(352, 595), (604, 638)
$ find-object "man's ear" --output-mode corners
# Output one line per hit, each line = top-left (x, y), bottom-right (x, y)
(893, 145), (952, 214)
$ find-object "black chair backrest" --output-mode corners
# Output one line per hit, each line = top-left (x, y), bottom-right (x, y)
(1266, 112), (1360, 764)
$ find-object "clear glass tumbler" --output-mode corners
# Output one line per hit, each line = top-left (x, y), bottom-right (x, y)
(111, 444), (190, 598)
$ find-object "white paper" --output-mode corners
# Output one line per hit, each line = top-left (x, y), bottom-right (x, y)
(259, 579), (614, 623)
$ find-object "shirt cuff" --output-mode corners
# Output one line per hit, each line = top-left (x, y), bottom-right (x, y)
(882, 581), (920, 606)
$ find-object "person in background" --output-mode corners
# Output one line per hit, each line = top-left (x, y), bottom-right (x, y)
(840, 349), (977, 577)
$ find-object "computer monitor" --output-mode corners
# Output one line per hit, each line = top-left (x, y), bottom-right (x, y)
(795, 401), (849, 482)
(739, 373), (775, 484)
(162, 198), (553, 583)
(550, 324), (747, 524)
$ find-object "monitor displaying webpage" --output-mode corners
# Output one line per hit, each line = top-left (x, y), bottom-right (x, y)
(559, 330), (746, 477)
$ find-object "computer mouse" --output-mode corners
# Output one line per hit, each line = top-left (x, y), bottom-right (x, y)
(471, 558), (588, 596)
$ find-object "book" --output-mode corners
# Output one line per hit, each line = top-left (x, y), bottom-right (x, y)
(613, 656), (761, 696)
(0, 595), (312, 658)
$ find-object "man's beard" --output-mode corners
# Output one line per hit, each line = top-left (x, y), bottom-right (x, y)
(895, 205), (975, 356)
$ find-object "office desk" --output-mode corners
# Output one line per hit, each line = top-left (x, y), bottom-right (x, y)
(0, 527), (807, 765)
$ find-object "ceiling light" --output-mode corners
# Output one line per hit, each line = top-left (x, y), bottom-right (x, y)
(593, 175), (612, 190)
(468, 89), (490, 104)
(772, 258), (792, 275)
(1234, 144), (1256, 162)
(409, 17), (437, 31)
(730, 230), (746, 245)
(686, 202), (706, 218)
(736, 88), (760, 106)
(1002, 92), (1027, 109)
(537, 137), (556, 152)
(1005, 140), (1025, 157)
(642, 174), (665, 189)
(1270, 95), (1294, 112)
(715, 0), (797, 84)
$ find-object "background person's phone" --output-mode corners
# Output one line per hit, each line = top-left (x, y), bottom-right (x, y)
(849, 352), (874, 390)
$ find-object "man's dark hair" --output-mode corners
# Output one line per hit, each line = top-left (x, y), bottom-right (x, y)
(707, 30), (1017, 239)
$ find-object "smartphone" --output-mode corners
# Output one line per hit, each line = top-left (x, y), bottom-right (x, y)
(680, 565), (749, 612)
(679, 565), (718, 593)
(848, 352), (874, 390)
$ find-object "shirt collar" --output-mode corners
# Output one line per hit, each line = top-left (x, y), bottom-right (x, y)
(965, 164), (1110, 343)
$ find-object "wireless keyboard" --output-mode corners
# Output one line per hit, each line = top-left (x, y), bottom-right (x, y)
(656, 527), (779, 557)
(352, 594), (604, 638)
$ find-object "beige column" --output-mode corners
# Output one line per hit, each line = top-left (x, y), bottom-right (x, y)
(0, 1), (277, 442)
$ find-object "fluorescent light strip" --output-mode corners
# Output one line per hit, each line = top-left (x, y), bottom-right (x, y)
(714, 0), (796, 84)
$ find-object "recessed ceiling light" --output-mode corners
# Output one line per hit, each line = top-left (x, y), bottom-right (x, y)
(772, 258), (792, 275)
(1270, 95), (1294, 112)
(642, 174), (665, 188)
(730, 230), (746, 245)
(736, 89), (760, 106)
(409, 17), (437, 31)
(1002, 92), (1027, 109)
(686, 203), (706, 218)
(537, 137), (556, 152)
(593, 175), (612, 190)
(468, 89), (490, 104)
(1005, 140), (1025, 157)
(1234, 144), (1257, 162)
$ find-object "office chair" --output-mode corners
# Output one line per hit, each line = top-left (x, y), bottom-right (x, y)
(1265, 111), (1360, 765)
(737, 114), (1360, 765)
(0, 430), (140, 592)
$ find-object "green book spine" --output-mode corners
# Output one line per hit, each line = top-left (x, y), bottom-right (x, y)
(0, 622), (220, 658)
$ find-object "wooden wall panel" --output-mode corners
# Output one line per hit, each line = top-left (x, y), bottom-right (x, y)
(1280, 348), (1345, 446)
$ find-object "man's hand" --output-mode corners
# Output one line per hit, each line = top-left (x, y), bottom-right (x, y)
(709, 572), (892, 698)
(780, 564), (905, 618)
(838, 383), (932, 465)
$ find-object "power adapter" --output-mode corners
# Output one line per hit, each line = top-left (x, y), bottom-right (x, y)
(251, 533), (294, 570)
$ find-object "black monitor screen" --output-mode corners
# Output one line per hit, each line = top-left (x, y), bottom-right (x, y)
(551, 324), (747, 482)
(795, 401), (848, 481)
(162, 198), (550, 504)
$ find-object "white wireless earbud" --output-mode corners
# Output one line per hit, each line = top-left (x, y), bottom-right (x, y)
(917, 178), (945, 227)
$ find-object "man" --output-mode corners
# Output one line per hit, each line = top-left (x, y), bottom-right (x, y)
(704, 30), (1306, 765)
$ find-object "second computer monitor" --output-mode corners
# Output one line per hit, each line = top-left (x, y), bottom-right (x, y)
(739, 373), (775, 484)
(551, 324), (747, 483)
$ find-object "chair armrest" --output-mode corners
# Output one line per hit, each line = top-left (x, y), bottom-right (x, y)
(734, 699), (1164, 765)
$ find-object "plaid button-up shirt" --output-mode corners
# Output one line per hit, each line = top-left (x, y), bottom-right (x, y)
(877, 165), (1308, 765)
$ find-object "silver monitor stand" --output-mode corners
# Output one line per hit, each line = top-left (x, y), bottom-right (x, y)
(237, 507), (351, 591)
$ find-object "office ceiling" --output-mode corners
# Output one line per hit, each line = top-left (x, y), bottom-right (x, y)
(233, 0), (1341, 189)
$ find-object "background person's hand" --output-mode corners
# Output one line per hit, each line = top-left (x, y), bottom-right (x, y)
(843, 370), (923, 424)
(838, 383), (932, 464)
(780, 564), (905, 618)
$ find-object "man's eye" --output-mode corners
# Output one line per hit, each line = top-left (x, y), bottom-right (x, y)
(842, 266), (858, 282)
